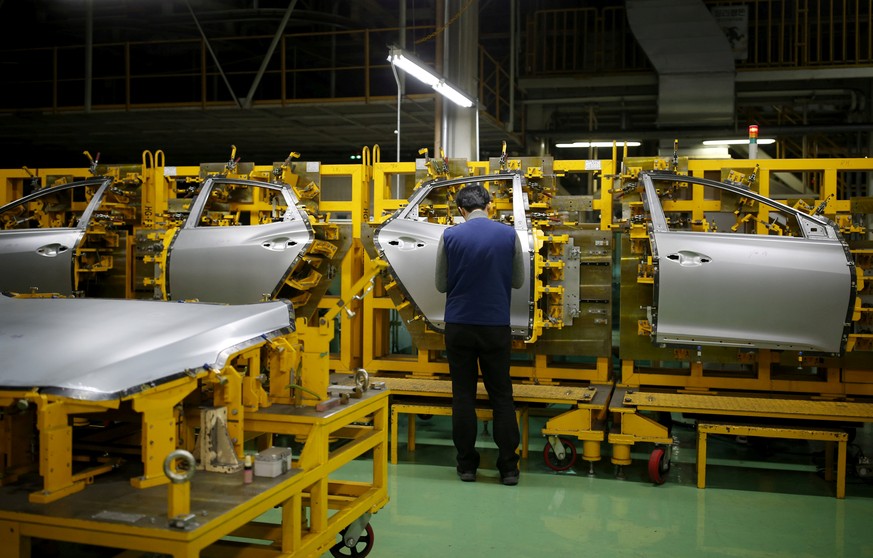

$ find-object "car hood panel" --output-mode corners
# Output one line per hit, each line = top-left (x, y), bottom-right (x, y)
(0, 295), (293, 400)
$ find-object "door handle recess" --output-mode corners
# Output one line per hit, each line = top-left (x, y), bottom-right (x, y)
(262, 238), (298, 251)
(666, 251), (711, 267)
(36, 244), (69, 257)
(386, 237), (427, 251)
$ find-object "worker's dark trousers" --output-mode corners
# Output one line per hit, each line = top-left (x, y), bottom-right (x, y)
(445, 323), (520, 476)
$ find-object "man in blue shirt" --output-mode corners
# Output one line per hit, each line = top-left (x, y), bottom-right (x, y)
(435, 183), (525, 485)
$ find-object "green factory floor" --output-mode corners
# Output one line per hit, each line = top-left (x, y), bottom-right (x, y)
(41, 411), (873, 558)
(319, 411), (873, 558)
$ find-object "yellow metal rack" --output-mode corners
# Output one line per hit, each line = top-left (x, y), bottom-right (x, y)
(0, 390), (389, 558)
(2, 148), (872, 497)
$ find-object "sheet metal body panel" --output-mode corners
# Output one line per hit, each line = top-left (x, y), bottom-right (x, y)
(652, 230), (851, 352)
(0, 179), (111, 296)
(168, 221), (310, 304)
(0, 295), (293, 400)
(0, 229), (81, 294)
(376, 217), (447, 325)
(374, 173), (533, 338)
(641, 172), (854, 354)
(167, 177), (313, 304)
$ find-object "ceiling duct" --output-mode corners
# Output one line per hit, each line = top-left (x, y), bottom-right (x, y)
(626, 0), (735, 127)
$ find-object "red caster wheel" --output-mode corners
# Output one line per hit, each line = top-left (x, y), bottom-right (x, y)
(648, 447), (671, 485)
(543, 437), (577, 471)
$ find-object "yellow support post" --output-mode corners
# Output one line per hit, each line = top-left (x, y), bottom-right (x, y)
(0, 520), (25, 558)
(296, 316), (333, 405)
(29, 396), (118, 504)
(267, 335), (301, 405)
(211, 365), (245, 457)
(167, 481), (190, 520)
(239, 350), (270, 412)
(130, 380), (199, 489)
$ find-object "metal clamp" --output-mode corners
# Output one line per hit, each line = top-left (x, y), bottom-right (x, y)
(163, 449), (196, 484)
(354, 368), (370, 392)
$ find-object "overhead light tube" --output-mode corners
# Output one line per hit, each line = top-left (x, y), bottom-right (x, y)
(388, 46), (475, 108)
(555, 141), (641, 148)
(387, 51), (440, 86)
(702, 138), (776, 145)
(433, 81), (474, 108)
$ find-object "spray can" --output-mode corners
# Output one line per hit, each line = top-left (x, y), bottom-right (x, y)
(243, 454), (253, 484)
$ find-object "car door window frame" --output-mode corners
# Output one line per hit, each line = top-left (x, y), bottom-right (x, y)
(641, 171), (837, 240)
(183, 177), (305, 230)
(0, 178), (113, 231)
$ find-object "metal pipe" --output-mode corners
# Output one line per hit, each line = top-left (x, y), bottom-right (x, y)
(474, 97), (480, 161)
(436, 0), (445, 154)
(521, 89), (859, 106)
(391, 62), (402, 164)
(529, 123), (873, 141)
(508, 0), (516, 132)
(330, 1), (338, 98)
(398, 0), (406, 162)
(185, 0), (242, 108)
(399, 0), (407, 101)
(522, 95), (656, 105)
(85, 0), (92, 113)
(244, 0), (299, 109)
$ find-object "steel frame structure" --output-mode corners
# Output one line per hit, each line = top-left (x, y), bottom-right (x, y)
(1, 148), (872, 507)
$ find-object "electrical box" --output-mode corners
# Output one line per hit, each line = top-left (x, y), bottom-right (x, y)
(254, 447), (293, 478)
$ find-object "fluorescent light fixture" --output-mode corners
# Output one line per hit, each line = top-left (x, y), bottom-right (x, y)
(387, 51), (440, 86)
(388, 47), (475, 108)
(702, 138), (776, 145)
(556, 141), (641, 148)
(433, 81), (474, 108)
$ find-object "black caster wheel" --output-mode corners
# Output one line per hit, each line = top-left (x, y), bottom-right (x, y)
(331, 523), (374, 557)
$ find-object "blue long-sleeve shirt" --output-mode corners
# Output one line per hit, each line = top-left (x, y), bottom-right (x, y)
(435, 209), (525, 326)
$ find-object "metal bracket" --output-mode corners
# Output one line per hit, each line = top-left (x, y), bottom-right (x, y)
(169, 513), (199, 531)
(193, 406), (242, 473)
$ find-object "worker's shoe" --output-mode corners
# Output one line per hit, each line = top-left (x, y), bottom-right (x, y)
(500, 469), (519, 486)
(457, 468), (476, 482)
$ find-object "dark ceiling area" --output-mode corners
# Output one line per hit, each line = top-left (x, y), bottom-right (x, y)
(0, 0), (871, 169)
(0, 0), (456, 167)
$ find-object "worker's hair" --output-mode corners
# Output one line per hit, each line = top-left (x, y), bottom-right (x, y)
(455, 184), (491, 211)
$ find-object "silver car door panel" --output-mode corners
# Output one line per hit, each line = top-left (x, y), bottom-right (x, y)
(376, 173), (533, 339)
(642, 171), (854, 354)
(167, 179), (313, 304)
(652, 231), (851, 353)
(0, 230), (81, 295)
(168, 221), (311, 304)
(0, 179), (111, 295)
(510, 174), (535, 337)
(377, 218), (447, 327)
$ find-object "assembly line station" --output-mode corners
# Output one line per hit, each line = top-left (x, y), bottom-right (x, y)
(0, 2), (872, 557)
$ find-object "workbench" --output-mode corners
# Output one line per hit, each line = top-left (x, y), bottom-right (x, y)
(618, 388), (871, 489)
(696, 421), (849, 498)
(390, 402), (527, 464)
(0, 390), (389, 558)
(382, 376), (609, 471)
